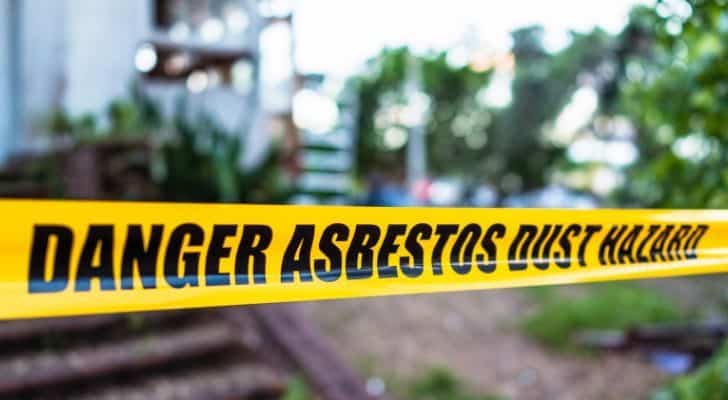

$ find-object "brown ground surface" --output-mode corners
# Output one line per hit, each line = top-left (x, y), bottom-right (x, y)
(303, 276), (728, 400)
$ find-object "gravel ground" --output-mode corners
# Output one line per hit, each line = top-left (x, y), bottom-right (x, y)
(303, 288), (669, 400)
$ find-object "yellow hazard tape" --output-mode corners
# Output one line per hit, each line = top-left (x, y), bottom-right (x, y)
(0, 199), (725, 319)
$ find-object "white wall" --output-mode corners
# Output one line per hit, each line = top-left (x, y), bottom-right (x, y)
(0, 0), (10, 162)
(21, 0), (66, 134)
(63, 0), (151, 117)
(0, 0), (21, 163)
(2, 0), (270, 168)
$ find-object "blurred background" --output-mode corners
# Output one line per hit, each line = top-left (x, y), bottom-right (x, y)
(2, 0), (728, 399)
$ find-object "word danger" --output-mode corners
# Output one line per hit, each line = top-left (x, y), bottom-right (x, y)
(29, 224), (274, 293)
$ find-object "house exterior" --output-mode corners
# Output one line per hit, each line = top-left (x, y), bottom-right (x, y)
(0, 0), (293, 166)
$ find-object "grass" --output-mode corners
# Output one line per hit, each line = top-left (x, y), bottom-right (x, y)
(523, 283), (684, 350)
(652, 340), (728, 400)
(283, 368), (504, 400)
(408, 367), (505, 400)
(282, 376), (312, 400)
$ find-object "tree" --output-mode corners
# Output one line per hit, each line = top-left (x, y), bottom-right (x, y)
(615, 1), (728, 208)
(493, 26), (615, 195)
(352, 27), (618, 199)
(352, 47), (493, 180)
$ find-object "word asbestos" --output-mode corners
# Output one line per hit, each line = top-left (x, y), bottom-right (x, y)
(28, 222), (708, 293)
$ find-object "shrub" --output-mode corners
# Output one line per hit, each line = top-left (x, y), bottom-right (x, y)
(409, 367), (504, 400)
(653, 340), (728, 400)
(523, 283), (683, 350)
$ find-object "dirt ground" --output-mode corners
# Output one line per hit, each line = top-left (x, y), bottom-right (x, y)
(302, 276), (728, 400)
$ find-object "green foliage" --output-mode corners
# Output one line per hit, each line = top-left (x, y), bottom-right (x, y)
(53, 112), (100, 139)
(352, 28), (618, 197)
(48, 82), (162, 140)
(653, 340), (728, 400)
(616, 0), (728, 207)
(523, 283), (683, 350)
(43, 84), (290, 204)
(48, 108), (74, 134)
(282, 376), (312, 400)
(353, 47), (493, 178)
(494, 27), (615, 192)
(158, 99), (291, 203)
(409, 368), (504, 400)
(107, 84), (163, 136)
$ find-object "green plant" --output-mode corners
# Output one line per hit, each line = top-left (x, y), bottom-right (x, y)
(41, 86), (290, 203)
(158, 98), (292, 203)
(612, 1), (728, 208)
(352, 29), (617, 199)
(353, 47), (493, 178)
(47, 109), (98, 138)
(652, 339), (728, 400)
(409, 368), (504, 400)
(523, 283), (683, 350)
(47, 82), (162, 140)
(48, 108), (73, 134)
(282, 376), (312, 400)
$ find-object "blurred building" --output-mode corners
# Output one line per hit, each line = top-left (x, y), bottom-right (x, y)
(0, 0), (296, 167)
